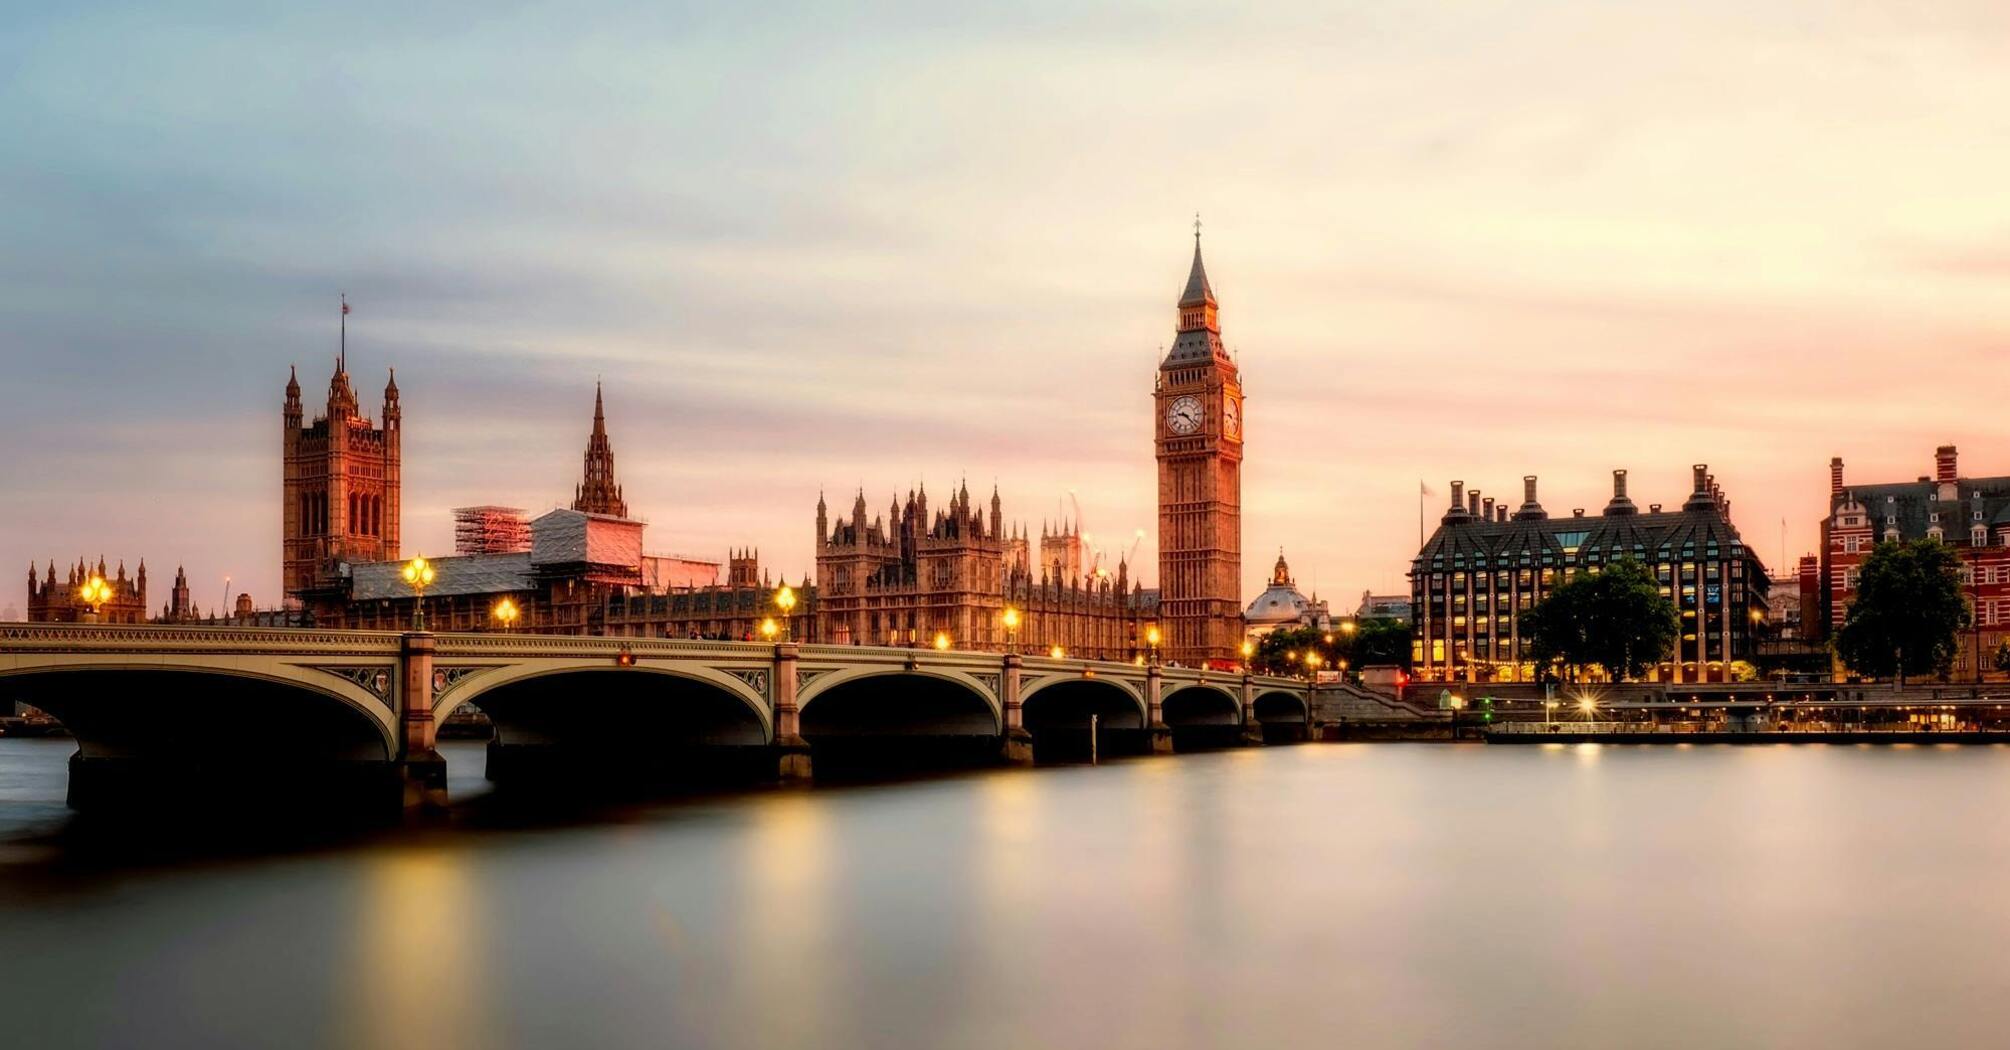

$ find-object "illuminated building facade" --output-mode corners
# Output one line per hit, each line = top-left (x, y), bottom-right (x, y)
(27, 558), (148, 624)
(1410, 466), (1770, 683)
(814, 485), (1155, 658)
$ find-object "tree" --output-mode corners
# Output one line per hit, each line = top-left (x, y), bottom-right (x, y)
(1834, 539), (1968, 683)
(1249, 618), (1410, 677)
(1520, 559), (1679, 682)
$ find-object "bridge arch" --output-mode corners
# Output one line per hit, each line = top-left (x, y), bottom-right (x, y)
(1160, 683), (1245, 726)
(1020, 674), (1147, 728)
(432, 660), (772, 742)
(0, 659), (398, 760)
(1252, 689), (1309, 724)
(797, 667), (1002, 735)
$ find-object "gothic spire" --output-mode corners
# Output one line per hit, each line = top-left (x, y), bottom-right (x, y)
(571, 382), (629, 518)
(1179, 216), (1215, 308)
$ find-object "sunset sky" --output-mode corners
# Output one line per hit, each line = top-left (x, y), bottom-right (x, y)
(4, 1), (2007, 613)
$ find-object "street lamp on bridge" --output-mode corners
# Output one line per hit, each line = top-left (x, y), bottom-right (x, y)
(933, 631), (952, 652)
(1145, 624), (1161, 667)
(774, 584), (797, 641)
(76, 575), (113, 623)
(491, 596), (520, 633)
(1002, 606), (1021, 654)
(401, 555), (436, 632)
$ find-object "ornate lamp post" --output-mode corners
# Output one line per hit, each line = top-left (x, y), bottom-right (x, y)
(401, 555), (436, 632)
(760, 617), (779, 642)
(1240, 639), (1255, 673)
(491, 596), (521, 633)
(933, 631), (952, 652)
(1002, 606), (1021, 654)
(1145, 624), (1162, 667)
(774, 584), (798, 641)
(77, 575), (113, 623)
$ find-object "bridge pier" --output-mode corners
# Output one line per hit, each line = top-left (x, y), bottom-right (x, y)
(1000, 653), (1033, 765)
(1144, 665), (1174, 754)
(399, 632), (449, 812)
(772, 642), (813, 782)
(1239, 675), (1267, 746)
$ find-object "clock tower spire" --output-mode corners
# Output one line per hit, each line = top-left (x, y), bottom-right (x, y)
(1155, 222), (1244, 667)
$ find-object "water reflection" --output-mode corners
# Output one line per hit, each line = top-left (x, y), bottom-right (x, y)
(345, 849), (491, 1050)
(1, 741), (2010, 1047)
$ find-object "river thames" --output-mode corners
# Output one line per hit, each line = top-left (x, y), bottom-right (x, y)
(2, 739), (2009, 1048)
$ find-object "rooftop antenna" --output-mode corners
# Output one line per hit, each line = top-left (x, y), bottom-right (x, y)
(338, 294), (349, 372)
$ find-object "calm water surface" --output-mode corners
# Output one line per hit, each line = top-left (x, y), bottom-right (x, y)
(2, 738), (2009, 1049)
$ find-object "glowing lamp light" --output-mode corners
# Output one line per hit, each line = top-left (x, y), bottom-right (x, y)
(1145, 625), (1161, 648)
(492, 597), (520, 631)
(1341, 621), (1358, 636)
(775, 584), (797, 614)
(1050, 645), (1066, 659)
(77, 575), (114, 614)
(760, 617), (779, 640)
(933, 631), (951, 651)
(1003, 606), (1021, 631)
(1240, 640), (1255, 659)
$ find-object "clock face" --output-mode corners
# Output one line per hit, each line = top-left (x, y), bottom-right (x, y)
(1166, 395), (1204, 435)
(1222, 397), (1240, 438)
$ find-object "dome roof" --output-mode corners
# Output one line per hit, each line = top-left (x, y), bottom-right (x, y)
(1244, 582), (1312, 625)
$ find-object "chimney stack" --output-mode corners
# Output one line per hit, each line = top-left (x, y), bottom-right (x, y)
(1604, 469), (1638, 515)
(1515, 475), (1547, 520)
(1497, 506), (1508, 523)
(1450, 480), (1464, 510)
(1482, 497), (1494, 520)
(1830, 457), (1844, 497)
(1469, 489), (1482, 516)
(1936, 445), (1958, 484)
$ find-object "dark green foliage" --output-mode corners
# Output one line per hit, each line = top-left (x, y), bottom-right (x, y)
(1834, 539), (1968, 681)
(1250, 618), (1409, 677)
(1520, 559), (1680, 682)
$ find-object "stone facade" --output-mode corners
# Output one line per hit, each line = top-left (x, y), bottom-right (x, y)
(283, 303), (401, 602)
(27, 558), (148, 624)
(1821, 445), (2010, 680)
(813, 485), (1155, 659)
(1155, 231), (1244, 667)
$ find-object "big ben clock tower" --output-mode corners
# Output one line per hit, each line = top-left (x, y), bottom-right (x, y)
(1155, 225), (1243, 666)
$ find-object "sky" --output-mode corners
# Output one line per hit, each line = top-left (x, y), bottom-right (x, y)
(3, 1), (2008, 614)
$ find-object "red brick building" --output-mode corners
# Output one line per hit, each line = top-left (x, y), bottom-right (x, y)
(1820, 445), (2009, 680)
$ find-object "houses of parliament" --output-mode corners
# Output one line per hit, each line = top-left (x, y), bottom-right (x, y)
(42, 236), (1250, 665)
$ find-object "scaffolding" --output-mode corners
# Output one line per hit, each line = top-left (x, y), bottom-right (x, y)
(453, 506), (532, 555)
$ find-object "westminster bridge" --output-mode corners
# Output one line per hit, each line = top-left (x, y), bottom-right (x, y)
(0, 623), (1317, 812)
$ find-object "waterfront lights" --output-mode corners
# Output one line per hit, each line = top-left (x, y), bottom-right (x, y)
(76, 575), (113, 620)
(492, 597), (520, 632)
(1342, 621), (1357, 635)
(933, 631), (951, 651)
(401, 555), (436, 631)
(760, 617), (779, 641)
